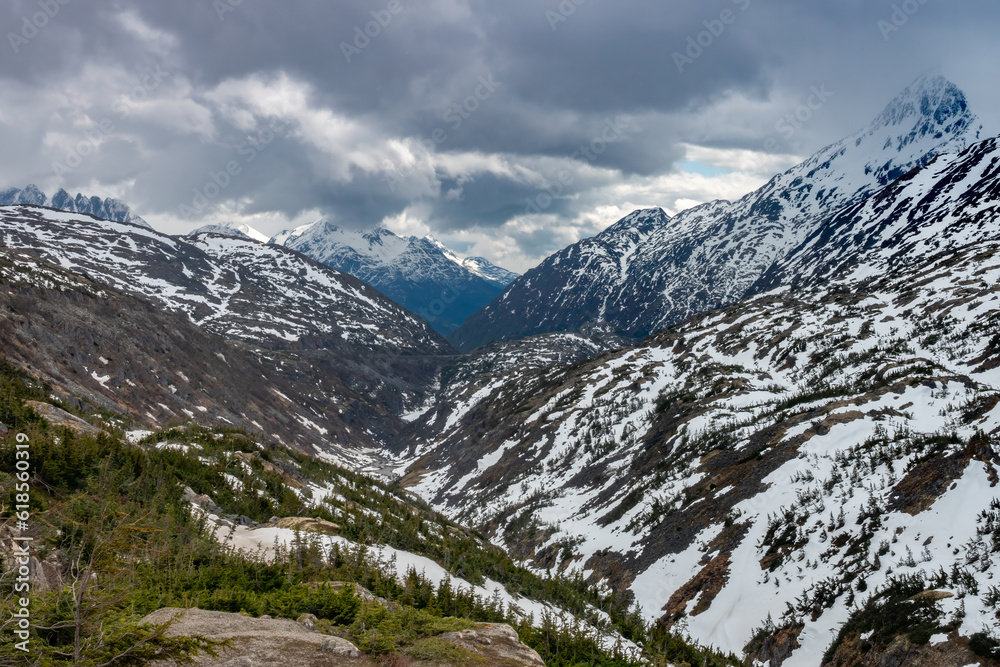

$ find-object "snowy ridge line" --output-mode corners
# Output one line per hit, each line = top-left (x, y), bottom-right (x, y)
(451, 74), (982, 351)
(0, 205), (445, 352)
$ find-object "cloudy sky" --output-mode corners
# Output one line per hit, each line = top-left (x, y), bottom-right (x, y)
(2, 0), (997, 272)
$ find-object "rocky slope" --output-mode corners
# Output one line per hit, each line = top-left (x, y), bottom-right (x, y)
(451, 74), (981, 351)
(395, 134), (1000, 665)
(754, 135), (1000, 291)
(0, 248), (404, 465)
(272, 220), (518, 336)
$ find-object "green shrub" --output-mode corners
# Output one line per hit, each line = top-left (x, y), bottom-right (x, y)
(406, 637), (486, 664)
(969, 632), (1000, 658)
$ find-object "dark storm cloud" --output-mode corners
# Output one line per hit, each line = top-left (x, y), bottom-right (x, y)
(1, 0), (998, 266)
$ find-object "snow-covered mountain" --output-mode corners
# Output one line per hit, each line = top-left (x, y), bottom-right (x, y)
(5, 74), (1000, 667)
(0, 184), (150, 227)
(451, 74), (982, 352)
(0, 204), (454, 461)
(272, 220), (518, 336)
(754, 133), (1000, 291)
(189, 220), (270, 243)
(395, 133), (1000, 665)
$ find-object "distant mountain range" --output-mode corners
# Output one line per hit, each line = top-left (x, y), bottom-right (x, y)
(450, 74), (982, 351)
(0, 184), (149, 227)
(193, 220), (519, 336)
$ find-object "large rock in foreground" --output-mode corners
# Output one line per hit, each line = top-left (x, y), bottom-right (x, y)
(142, 608), (373, 666)
(143, 607), (548, 666)
(435, 625), (546, 666)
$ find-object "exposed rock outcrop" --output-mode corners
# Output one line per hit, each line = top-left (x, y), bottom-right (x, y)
(823, 632), (1000, 667)
(24, 401), (104, 436)
(142, 608), (549, 666)
(143, 607), (374, 666)
(436, 624), (546, 666)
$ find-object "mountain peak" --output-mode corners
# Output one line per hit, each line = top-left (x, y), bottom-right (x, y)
(272, 221), (519, 335)
(598, 207), (670, 239)
(791, 74), (980, 192)
(450, 77), (984, 351)
(189, 221), (269, 243)
(0, 184), (48, 207)
(869, 74), (976, 143)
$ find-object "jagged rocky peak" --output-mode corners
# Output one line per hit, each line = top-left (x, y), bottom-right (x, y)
(0, 184), (150, 228)
(870, 73), (976, 139)
(364, 227), (398, 242)
(49, 188), (74, 210)
(0, 184), (48, 206)
(812, 73), (979, 190)
(450, 75), (982, 352)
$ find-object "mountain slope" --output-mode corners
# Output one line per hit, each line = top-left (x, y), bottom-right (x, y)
(0, 205), (456, 458)
(396, 137), (1000, 664)
(189, 221), (270, 243)
(753, 135), (1000, 290)
(451, 74), (981, 351)
(0, 184), (150, 227)
(0, 247), (377, 466)
(0, 363), (652, 667)
(272, 220), (518, 336)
